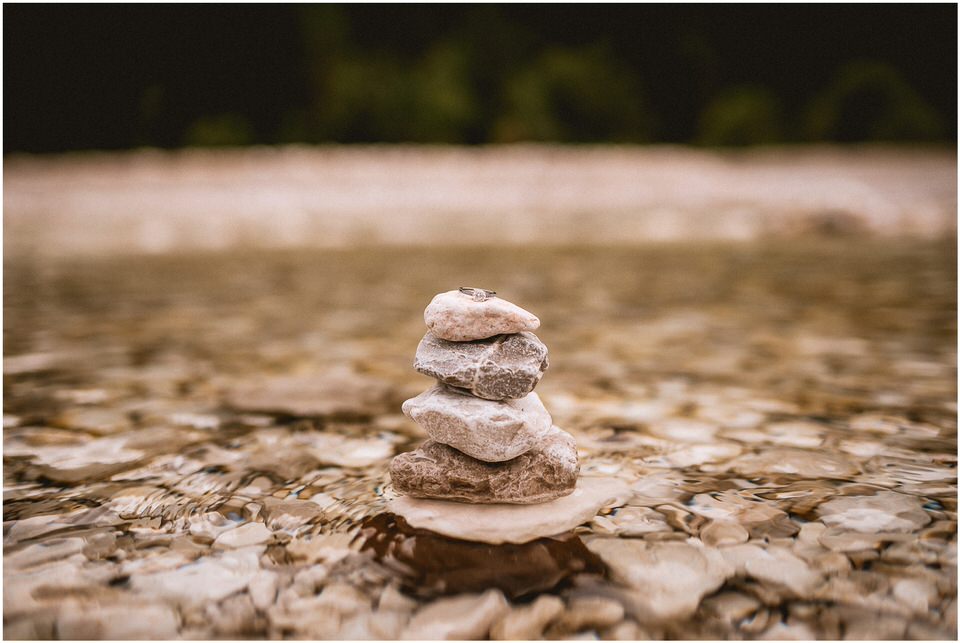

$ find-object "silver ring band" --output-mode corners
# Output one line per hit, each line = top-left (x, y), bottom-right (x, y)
(459, 286), (497, 302)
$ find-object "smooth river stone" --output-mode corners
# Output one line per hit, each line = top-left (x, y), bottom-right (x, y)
(387, 476), (632, 544)
(390, 425), (578, 504)
(401, 384), (551, 462)
(414, 331), (549, 400)
(424, 290), (540, 341)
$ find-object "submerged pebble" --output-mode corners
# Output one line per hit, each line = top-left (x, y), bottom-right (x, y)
(585, 539), (733, 621)
(401, 589), (509, 639)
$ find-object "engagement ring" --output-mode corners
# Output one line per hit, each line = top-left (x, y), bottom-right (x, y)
(459, 286), (496, 302)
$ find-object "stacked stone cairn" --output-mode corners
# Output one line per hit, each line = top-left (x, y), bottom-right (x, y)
(390, 288), (579, 505)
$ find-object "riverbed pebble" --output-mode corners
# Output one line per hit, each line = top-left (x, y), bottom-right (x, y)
(401, 589), (509, 639)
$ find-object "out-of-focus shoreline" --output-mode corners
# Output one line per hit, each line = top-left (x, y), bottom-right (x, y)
(4, 144), (956, 257)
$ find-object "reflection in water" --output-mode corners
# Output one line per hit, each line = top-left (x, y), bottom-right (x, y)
(359, 513), (605, 599)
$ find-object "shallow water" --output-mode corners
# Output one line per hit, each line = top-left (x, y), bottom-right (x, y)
(3, 242), (957, 639)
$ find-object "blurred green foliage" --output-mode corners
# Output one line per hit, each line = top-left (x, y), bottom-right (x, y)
(184, 114), (254, 147)
(311, 43), (479, 142)
(5, 4), (955, 152)
(805, 61), (945, 142)
(496, 47), (653, 143)
(698, 86), (783, 146)
(281, 36), (951, 147)
(278, 7), (950, 146)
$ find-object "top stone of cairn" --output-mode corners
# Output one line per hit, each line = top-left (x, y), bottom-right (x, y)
(424, 289), (540, 341)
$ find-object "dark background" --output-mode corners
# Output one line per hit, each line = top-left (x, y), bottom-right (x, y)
(5, 3), (957, 153)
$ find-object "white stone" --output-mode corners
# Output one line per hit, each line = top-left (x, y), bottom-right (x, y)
(4, 537), (85, 570)
(402, 589), (509, 639)
(401, 384), (552, 462)
(717, 543), (764, 574)
(687, 491), (793, 536)
(189, 512), (241, 541)
(892, 577), (938, 614)
(120, 551), (192, 577)
(611, 621), (650, 640)
(742, 546), (821, 597)
(338, 612), (403, 640)
(585, 539), (734, 622)
(730, 448), (858, 478)
(4, 556), (112, 617)
(131, 549), (261, 605)
(647, 418), (718, 442)
(247, 570), (279, 611)
(368, 611), (411, 639)
(204, 592), (257, 635)
(491, 595), (564, 640)
(56, 604), (179, 639)
(762, 421), (826, 448)
(817, 491), (931, 533)
(213, 522), (273, 548)
(314, 583), (370, 615)
(759, 621), (817, 640)
(701, 591), (761, 622)
(298, 432), (395, 468)
(378, 584), (418, 613)
(388, 476), (630, 544)
(553, 596), (625, 632)
(3, 434), (143, 468)
(290, 565), (329, 597)
(720, 544), (821, 597)
(592, 506), (671, 537)
(629, 472), (687, 505)
(424, 290), (540, 341)
(647, 442), (742, 468)
(286, 532), (354, 565)
(700, 520), (750, 547)
(269, 596), (342, 638)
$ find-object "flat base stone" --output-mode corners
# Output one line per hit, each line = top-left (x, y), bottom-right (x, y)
(386, 477), (631, 544)
(390, 426), (578, 504)
(359, 513), (605, 599)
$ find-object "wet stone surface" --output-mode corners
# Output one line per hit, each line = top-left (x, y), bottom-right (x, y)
(389, 425), (578, 504)
(401, 384), (552, 462)
(413, 330), (549, 400)
(3, 242), (957, 639)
